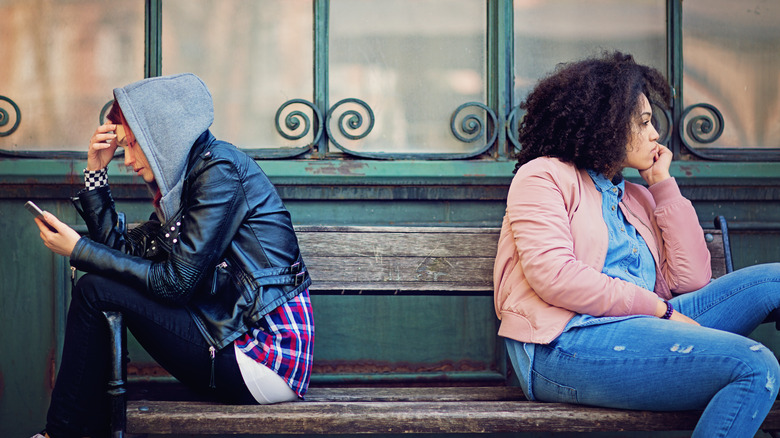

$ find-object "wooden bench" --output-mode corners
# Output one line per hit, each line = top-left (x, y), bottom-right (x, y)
(102, 216), (780, 436)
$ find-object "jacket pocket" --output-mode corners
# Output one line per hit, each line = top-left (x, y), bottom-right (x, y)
(211, 259), (234, 295)
(210, 258), (255, 304)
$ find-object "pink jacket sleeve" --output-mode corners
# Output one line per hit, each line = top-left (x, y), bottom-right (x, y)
(647, 178), (712, 293)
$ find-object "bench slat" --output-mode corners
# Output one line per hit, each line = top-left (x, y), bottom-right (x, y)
(126, 383), (525, 403)
(127, 398), (780, 434)
(307, 386), (526, 402)
(127, 400), (699, 434)
(300, 228), (728, 290)
(295, 225), (501, 234)
(306, 256), (495, 289)
(297, 231), (500, 258)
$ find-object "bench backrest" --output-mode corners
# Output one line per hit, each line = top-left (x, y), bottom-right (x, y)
(297, 226), (499, 295)
(297, 226), (730, 295)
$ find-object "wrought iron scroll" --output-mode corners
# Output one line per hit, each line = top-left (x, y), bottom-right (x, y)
(322, 99), (497, 159)
(0, 95), (21, 137)
(325, 98), (498, 160)
(450, 102), (497, 157)
(679, 103), (724, 158)
(265, 99), (323, 158)
(325, 98), (375, 156)
(276, 99), (324, 145)
(506, 105), (523, 154)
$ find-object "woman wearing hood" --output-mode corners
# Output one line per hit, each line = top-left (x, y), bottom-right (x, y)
(33, 73), (314, 438)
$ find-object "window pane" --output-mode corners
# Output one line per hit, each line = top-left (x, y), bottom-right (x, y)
(162, 0), (314, 150)
(682, 0), (780, 149)
(0, 0), (144, 152)
(329, 0), (487, 155)
(514, 0), (666, 108)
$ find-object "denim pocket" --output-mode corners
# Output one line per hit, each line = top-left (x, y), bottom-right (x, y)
(530, 369), (578, 404)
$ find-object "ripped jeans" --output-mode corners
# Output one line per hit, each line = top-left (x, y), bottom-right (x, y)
(506, 263), (780, 438)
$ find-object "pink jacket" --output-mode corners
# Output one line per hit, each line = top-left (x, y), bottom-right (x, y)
(493, 157), (712, 344)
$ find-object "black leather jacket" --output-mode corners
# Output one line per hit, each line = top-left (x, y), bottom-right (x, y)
(70, 131), (311, 350)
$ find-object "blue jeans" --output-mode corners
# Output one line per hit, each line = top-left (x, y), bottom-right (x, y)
(507, 263), (780, 437)
(46, 274), (255, 438)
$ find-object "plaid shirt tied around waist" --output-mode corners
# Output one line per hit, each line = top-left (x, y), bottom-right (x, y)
(235, 288), (314, 398)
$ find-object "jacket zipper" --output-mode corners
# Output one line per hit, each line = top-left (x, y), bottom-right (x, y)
(186, 307), (220, 389)
(208, 261), (229, 387)
(209, 345), (217, 389)
(620, 201), (652, 233)
(211, 261), (228, 295)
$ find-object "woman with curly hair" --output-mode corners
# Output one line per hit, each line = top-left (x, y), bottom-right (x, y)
(494, 51), (780, 436)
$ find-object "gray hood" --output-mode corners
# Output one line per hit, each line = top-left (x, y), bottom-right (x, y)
(113, 73), (214, 221)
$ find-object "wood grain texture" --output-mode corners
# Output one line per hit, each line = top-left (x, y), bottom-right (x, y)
(126, 392), (780, 434)
(297, 227), (728, 292)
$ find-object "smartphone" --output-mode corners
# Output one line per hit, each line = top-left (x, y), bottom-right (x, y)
(25, 201), (58, 233)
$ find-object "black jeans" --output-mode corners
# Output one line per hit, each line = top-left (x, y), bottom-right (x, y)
(46, 274), (255, 438)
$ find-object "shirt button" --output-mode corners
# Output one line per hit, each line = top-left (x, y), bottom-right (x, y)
(612, 188), (618, 193)
(165, 233), (170, 238)
(611, 205), (616, 211)
(633, 248), (638, 253)
(173, 239), (178, 244)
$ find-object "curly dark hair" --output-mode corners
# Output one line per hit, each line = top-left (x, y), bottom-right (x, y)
(513, 51), (670, 176)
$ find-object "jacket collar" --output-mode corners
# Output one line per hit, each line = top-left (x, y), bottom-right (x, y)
(185, 130), (217, 177)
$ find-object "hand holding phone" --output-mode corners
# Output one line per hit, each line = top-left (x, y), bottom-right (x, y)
(27, 201), (81, 257)
(25, 201), (58, 233)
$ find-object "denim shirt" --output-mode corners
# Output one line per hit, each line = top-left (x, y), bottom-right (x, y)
(586, 170), (656, 291)
(508, 170), (657, 399)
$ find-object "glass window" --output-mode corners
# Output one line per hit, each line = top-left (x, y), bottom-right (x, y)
(682, 0), (780, 149)
(161, 0), (314, 152)
(0, 0), (144, 152)
(513, 0), (666, 110)
(328, 0), (487, 156)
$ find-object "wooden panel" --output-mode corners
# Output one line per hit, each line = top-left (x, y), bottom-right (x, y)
(127, 383), (526, 403)
(704, 229), (728, 278)
(125, 398), (780, 434)
(306, 256), (495, 291)
(299, 226), (729, 291)
(298, 226), (499, 294)
(305, 386), (526, 402)
(296, 226), (501, 258)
